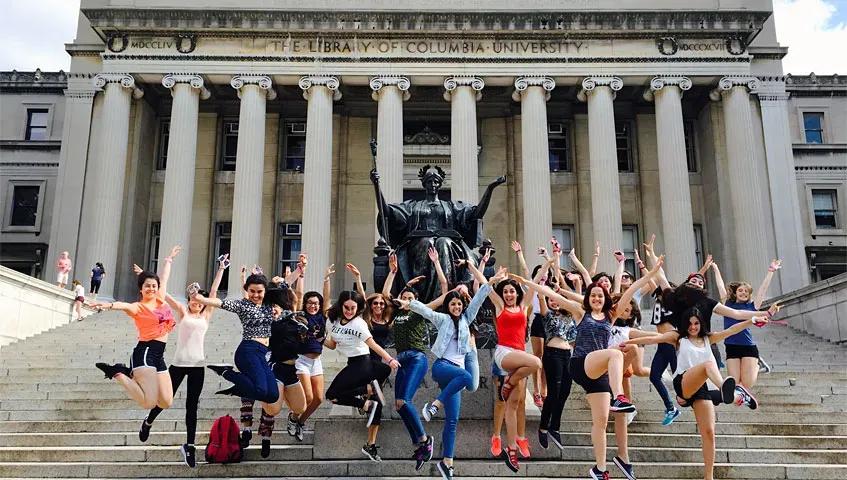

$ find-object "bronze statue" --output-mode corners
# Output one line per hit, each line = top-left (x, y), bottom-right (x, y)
(370, 165), (506, 302)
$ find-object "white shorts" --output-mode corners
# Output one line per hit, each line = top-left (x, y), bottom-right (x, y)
(295, 355), (324, 376)
(57, 272), (69, 284)
(493, 345), (520, 372)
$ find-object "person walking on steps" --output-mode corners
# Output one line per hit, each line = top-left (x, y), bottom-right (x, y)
(137, 254), (228, 467)
(90, 245), (181, 413)
(90, 262), (105, 296)
(56, 251), (72, 289)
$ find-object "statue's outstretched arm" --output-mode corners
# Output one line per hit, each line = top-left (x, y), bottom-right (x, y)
(476, 175), (506, 218)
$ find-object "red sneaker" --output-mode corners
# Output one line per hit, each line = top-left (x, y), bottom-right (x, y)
(516, 437), (531, 458)
(490, 435), (502, 457)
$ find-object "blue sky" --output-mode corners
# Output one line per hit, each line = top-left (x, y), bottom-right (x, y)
(0, 1), (845, 74)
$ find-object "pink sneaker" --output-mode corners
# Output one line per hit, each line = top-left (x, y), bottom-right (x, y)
(516, 437), (531, 458)
(490, 435), (502, 457)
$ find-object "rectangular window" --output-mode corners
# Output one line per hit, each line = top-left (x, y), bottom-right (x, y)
(552, 225), (574, 268)
(616, 121), (634, 172)
(684, 120), (698, 172)
(277, 223), (302, 274)
(220, 121), (239, 171)
(25, 109), (49, 140)
(10, 185), (40, 226)
(548, 123), (571, 172)
(282, 122), (307, 171)
(156, 119), (170, 170)
(147, 222), (161, 273)
(693, 224), (705, 267)
(622, 225), (639, 277)
(812, 189), (838, 228)
(213, 223), (232, 291)
(803, 112), (824, 144)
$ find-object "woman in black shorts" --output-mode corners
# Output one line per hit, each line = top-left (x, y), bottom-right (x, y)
(623, 307), (773, 480)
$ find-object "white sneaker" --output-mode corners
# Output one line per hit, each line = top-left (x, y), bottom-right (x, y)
(625, 410), (637, 425)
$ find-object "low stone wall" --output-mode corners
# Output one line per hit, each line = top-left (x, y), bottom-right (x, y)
(768, 272), (847, 343)
(0, 265), (78, 349)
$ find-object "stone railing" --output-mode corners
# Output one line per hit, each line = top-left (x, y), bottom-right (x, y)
(0, 265), (82, 349)
(767, 272), (847, 343)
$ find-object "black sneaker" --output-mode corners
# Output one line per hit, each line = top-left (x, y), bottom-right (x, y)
(502, 446), (519, 473)
(365, 399), (381, 428)
(422, 402), (439, 422)
(414, 435), (434, 471)
(548, 430), (564, 450)
(720, 376), (737, 404)
(287, 412), (298, 436)
(735, 385), (758, 410)
(590, 466), (610, 480)
(361, 443), (382, 462)
(437, 459), (454, 480)
(180, 444), (196, 468)
(207, 364), (232, 377)
(610, 394), (636, 413)
(537, 429), (548, 449)
(138, 419), (152, 442)
(294, 422), (304, 442)
(613, 455), (637, 480)
(260, 438), (271, 458)
(95, 362), (130, 379)
(239, 428), (252, 449)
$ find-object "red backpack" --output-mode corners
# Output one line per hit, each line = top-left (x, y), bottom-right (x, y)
(205, 414), (242, 464)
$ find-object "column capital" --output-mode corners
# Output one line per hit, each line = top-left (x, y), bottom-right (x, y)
(444, 75), (484, 101)
(370, 75), (411, 101)
(710, 75), (760, 100)
(512, 75), (555, 101)
(577, 75), (622, 102)
(299, 75), (342, 101)
(230, 74), (277, 100)
(643, 76), (691, 101)
(162, 73), (211, 100)
(93, 73), (144, 99)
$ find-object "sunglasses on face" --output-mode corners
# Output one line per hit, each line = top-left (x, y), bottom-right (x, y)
(371, 301), (385, 306)
(622, 275), (632, 280)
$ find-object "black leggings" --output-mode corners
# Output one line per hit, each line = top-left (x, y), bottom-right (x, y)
(326, 355), (391, 425)
(147, 365), (204, 444)
(540, 347), (572, 432)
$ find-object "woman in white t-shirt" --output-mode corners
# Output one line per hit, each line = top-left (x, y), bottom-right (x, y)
(138, 255), (228, 468)
(323, 290), (400, 462)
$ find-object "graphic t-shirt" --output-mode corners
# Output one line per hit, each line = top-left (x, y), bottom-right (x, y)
(392, 310), (429, 353)
(329, 317), (372, 358)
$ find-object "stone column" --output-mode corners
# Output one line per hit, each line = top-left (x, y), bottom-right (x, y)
(711, 76), (772, 283)
(370, 76), (410, 203)
(76, 73), (143, 298)
(644, 76), (698, 280)
(48, 75), (97, 281)
(227, 75), (276, 292)
(157, 74), (210, 294)
(578, 76), (623, 274)
(444, 76), (484, 203)
(513, 76), (555, 259)
(757, 80), (809, 293)
(299, 76), (341, 292)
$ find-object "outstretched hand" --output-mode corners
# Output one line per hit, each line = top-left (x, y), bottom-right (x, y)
(508, 272), (527, 284)
(168, 245), (182, 259)
(132, 264), (143, 275)
(407, 275), (426, 286)
(324, 264), (336, 279)
(388, 253), (398, 273)
(510, 241), (522, 253)
(345, 263), (361, 278)
(427, 247), (439, 264)
(769, 259), (782, 272)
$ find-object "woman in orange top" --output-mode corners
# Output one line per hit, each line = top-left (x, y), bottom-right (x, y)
(91, 245), (181, 410)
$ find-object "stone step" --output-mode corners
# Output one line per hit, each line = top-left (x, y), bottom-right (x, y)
(0, 445), (312, 463)
(0, 460), (843, 479)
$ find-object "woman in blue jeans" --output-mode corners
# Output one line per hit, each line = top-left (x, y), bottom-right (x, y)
(397, 260), (504, 480)
(191, 274), (280, 405)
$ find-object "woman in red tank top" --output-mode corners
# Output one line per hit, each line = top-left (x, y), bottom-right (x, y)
(90, 245), (181, 411)
(487, 264), (542, 473)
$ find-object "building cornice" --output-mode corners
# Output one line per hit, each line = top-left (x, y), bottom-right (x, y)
(0, 70), (68, 92)
(81, 9), (770, 38)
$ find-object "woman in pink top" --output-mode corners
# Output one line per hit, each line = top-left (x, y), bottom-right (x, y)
(56, 251), (72, 288)
(90, 245), (181, 411)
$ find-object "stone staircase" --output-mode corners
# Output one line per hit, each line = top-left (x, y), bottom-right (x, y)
(0, 309), (845, 479)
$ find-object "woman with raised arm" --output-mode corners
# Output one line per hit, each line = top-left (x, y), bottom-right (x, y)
(514, 257), (663, 480)
(294, 264), (334, 431)
(487, 256), (541, 473)
(622, 307), (773, 480)
(91, 246), (181, 412)
(718, 259), (782, 397)
(324, 289), (400, 463)
(395, 259), (498, 480)
(137, 254), (228, 467)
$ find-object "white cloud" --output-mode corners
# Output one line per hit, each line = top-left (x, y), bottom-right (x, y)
(774, 0), (847, 74)
(0, 1), (81, 72)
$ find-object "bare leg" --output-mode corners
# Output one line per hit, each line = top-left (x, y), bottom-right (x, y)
(504, 378), (525, 448)
(116, 368), (159, 409)
(613, 412), (629, 462)
(740, 357), (760, 389)
(584, 349), (625, 397)
(367, 425), (378, 445)
(284, 383), (307, 416)
(493, 376), (505, 437)
(681, 362), (725, 399)
(726, 358), (742, 383)
(298, 375), (324, 424)
(531, 337), (545, 397)
(692, 400), (716, 480)
(155, 371), (174, 409)
(517, 392), (526, 438)
(587, 392), (611, 471)
(501, 351), (542, 385)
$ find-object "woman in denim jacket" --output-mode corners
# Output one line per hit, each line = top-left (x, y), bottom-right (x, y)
(395, 260), (506, 480)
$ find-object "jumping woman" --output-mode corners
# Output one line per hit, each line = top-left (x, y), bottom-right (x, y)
(138, 254), (228, 467)
(396, 259), (499, 480)
(92, 245), (181, 412)
(512, 256), (663, 480)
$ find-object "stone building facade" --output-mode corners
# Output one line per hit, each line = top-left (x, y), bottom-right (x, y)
(3, 1), (845, 298)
